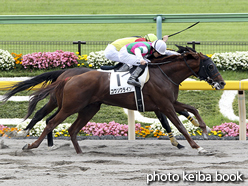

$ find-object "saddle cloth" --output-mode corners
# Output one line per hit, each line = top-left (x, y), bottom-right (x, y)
(97, 66), (149, 112)
(109, 66), (149, 95)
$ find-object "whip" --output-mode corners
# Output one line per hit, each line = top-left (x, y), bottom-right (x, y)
(168, 21), (200, 37)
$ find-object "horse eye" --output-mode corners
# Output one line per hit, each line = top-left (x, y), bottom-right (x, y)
(208, 65), (214, 71)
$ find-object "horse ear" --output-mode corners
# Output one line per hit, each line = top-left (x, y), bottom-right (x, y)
(186, 46), (196, 52)
(188, 49), (199, 59)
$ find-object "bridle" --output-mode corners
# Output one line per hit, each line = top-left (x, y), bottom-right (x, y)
(192, 55), (221, 89)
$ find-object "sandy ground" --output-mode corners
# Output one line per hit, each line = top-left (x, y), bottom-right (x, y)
(0, 138), (248, 186)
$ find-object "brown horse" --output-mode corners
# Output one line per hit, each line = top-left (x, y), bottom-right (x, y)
(4, 46), (201, 149)
(4, 66), (187, 148)
(23, 50), (225, 154)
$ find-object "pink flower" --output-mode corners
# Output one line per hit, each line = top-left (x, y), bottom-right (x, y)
(211, 122), (248, 137)
(81, 121), (141, 137)
(22, 50), (78, 69)
(0, 125), (7, 130)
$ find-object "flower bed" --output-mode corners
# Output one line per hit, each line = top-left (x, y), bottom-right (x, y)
(1, 49), (247, 72)
(211, 51), (248, 71)
(1, 121), (247, 139)
(21, 50), (78, 69)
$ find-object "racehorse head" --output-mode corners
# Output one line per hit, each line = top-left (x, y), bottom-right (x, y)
(196, 53), (226, 90)
(172, 45), (226, 90)
(176, 45), (226, 90)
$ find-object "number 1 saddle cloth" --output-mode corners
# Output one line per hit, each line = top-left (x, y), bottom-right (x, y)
(109, 66), (149, 95)
(109, 67), (150, 112)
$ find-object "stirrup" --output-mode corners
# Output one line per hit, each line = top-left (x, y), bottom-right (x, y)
(127, 77), (141, 87)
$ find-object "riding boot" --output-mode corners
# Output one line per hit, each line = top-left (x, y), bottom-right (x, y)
(127, 64), (146, 87)
(116, 63), (130, 72)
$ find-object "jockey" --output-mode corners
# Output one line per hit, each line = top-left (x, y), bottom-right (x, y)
(119, 39), (179, 87)
(104, 33), (158, 71)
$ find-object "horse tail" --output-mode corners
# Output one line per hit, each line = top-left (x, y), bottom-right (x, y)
(24, 79), (68, 120)
(1, 70), (66, 103)
(54, 78), (70, 109)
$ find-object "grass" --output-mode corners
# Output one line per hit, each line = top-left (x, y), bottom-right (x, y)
(1, 0), (247, 15)
(0, 68), (67, 77)
(1, 23), (248, 42)
(0, 0), (248, 42)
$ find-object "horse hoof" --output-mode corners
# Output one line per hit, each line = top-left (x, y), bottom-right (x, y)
(206, 126), (211, 133)
(197, 147), (214, 156)
(7, 130), (17, 137)
(48, 143), (70, 151)
(177, 143), (185, 149)
(22, 144), (29, 151)
(202, 133), (209, 140)
(16, 130), (29, 137)
(198, 150), (215, 156)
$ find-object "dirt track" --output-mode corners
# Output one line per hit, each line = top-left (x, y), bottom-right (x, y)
(0, 138), (248, 186)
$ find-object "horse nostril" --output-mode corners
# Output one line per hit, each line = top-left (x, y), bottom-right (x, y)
(220, 81), (226, 86)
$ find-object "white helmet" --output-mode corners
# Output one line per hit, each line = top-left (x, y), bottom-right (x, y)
(152, 40), (167, 55)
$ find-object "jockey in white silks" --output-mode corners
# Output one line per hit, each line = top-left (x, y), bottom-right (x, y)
(118, 39), (179, 87)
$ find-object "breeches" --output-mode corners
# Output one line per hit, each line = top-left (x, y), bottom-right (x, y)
(119, 47), (140, 66)
(104, 44), (120, 62)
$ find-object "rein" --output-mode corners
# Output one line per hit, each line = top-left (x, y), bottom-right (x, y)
(182, 54), (201, 79)
(158, 65), (180, 86)
(148, 61), (173, 66)
(148, 54), (202, 86)
(153, 55), (202, 86)
(148, 60), (181, 86)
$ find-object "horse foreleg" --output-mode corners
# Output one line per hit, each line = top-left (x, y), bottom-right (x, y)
(174, 101), (210, 139)
(68, 103), (101, 154)
(160, 105), (207, 153)
(154, 111), (185, 149)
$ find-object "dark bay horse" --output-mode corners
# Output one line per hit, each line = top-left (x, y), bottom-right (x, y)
(23, 50), (225, 154)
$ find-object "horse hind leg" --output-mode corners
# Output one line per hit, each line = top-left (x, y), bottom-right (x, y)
(177, 110), (200, 127)
(154, 111), (185, 149)
(45, 109), (60, 147)
(23, 109), (71, 151)
(68, 103), (101, 154)
(174, 101), (211, 139)
(15, 98), (58, 137)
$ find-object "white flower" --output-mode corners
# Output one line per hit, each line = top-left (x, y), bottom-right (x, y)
(87, 50), (117, 69)
(150, 120), (199, 136)
(212, 51), (248, 71)
(0, 49), (15, 70)
(17, 120), (71, 137)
